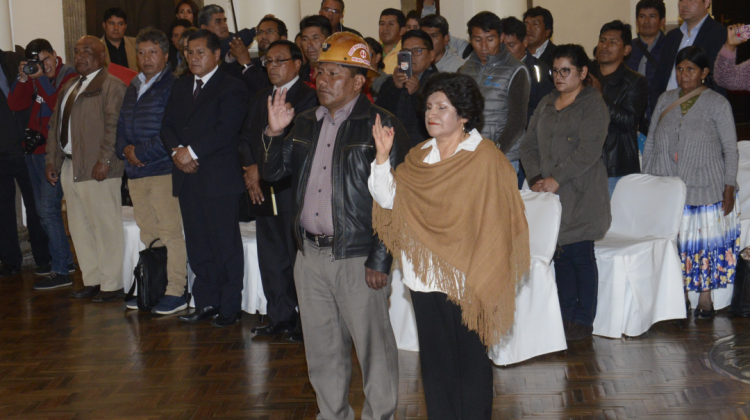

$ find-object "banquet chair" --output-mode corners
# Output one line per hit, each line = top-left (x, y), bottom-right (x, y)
(489, 190), (567, 365)
(687, 140), (750, 309)
(389, 267), (420, 352)
(736, 141), (750, 250)
(593, 174), (686, 338)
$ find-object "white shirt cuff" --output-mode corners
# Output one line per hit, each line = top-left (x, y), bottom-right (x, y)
(171, 145), (198, 160)
(368, 159), (395, 210)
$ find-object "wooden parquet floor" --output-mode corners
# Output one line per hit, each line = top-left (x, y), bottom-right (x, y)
(2, 269), (750, 419)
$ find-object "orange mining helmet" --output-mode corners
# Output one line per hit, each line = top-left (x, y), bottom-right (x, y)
(312, 31), (380, 78)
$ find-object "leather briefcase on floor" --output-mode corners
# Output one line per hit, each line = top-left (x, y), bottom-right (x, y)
(125, 239), (168, 311)
(731, 247), (750, 317)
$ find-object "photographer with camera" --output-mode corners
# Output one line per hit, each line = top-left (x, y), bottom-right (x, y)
(7, 39), (77, 288)
(0, 46), (50, 279)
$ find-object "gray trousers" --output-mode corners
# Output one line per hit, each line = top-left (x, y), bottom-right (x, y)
(295, 239), (399, 420)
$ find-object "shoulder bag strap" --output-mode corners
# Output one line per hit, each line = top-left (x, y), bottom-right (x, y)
(658, 86), (708, 123)
(634, 39), (659, 68)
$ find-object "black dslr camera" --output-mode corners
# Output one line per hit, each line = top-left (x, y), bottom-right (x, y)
(23, 52), (41, 75)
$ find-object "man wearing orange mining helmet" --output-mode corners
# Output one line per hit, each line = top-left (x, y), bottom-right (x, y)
(259, 31), (409, 419)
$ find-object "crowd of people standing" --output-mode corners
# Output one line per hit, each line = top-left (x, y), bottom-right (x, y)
(0, 0), (748, 418)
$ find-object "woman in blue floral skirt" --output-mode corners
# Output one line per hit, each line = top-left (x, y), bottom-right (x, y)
(643, 46), (740, 319)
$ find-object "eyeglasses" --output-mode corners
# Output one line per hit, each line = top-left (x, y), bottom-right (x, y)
(400, 47), (432, 57)
(257, 28), (278, 37)
(550, 67), (574, 78)
(263, 58), (293, 67)
(321, 7), (342, 15)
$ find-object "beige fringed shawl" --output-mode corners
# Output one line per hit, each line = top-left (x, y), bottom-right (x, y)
(373, 138), (530, 347)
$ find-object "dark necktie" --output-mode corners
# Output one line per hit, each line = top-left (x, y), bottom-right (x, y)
(59, 76), (87, 150)
(193, 79), (203, 101)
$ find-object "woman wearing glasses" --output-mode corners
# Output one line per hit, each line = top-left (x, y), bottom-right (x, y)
(520, 44), (612, 341)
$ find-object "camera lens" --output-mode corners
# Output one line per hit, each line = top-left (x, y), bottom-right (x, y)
(23, 62), (39, 75)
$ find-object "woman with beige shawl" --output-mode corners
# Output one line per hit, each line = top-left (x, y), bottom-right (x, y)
(369, 72), (530, 419)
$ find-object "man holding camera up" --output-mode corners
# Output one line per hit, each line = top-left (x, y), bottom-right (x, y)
(7, 39), (77, 288)
(0, 47), (50, 278)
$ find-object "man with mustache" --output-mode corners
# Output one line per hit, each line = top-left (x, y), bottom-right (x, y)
(239, 40), (317, 342)
(233, 17), (289, 98)
(45, 36), (127, 302)
(259, 32), (408, 420)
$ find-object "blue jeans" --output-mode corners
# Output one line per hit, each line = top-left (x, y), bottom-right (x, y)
(554, 240), (599, 327)
(608, 176), (623, 198)
(25, 154), (74, 274)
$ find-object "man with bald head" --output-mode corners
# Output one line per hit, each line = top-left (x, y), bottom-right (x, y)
(46, 36), (127, 302)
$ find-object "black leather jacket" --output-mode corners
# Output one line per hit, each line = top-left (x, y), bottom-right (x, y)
(597, 63), (649, 178)
(259, 94), (409, 273)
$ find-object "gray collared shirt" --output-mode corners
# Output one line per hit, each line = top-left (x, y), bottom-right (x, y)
(637, 31), (662, 76)
(299, 95), (359, 236)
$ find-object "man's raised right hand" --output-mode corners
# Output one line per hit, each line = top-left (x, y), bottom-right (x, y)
(265, 88), (295, 137)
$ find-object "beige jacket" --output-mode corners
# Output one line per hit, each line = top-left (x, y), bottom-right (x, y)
(102, 35), (139, 72)
(46, 67), (127, 182)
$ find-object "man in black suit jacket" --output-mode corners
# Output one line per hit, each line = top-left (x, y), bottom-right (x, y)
(161, 29), (249, 327)
(650, 1), (727, 113)
(223, 17), (290, 99)
(523, 7), (556, 68)
(238, 40), (317, 341)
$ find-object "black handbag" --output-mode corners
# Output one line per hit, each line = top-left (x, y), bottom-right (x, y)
(124, 239), (169, 311)
(731, 248), (750, 317)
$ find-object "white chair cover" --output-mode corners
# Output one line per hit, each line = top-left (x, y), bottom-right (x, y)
(122, 209), (266, 314)
(593, 174), (687, 338)
(489, 190), (567, 365)
(122, 206), (145, 293)
(686, 141), (750, 309)
(736, 141), (750, 250)
(388, 268), (420, 352)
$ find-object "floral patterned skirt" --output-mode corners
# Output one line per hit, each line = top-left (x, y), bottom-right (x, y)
(679, 195), (741, 292)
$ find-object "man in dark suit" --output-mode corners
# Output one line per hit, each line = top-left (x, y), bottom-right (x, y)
(650, 0), (727, 113)
(160, 29), (249, 327)
(523, 6), (556, 68)
(225, 17), (288, 99)
(239, 40), (317, 341)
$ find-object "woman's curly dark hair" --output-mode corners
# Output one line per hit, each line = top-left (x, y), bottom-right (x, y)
(420, 73), (484, 131)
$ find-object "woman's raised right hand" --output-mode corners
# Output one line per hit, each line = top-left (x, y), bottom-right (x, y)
(372, 114), (394, 165)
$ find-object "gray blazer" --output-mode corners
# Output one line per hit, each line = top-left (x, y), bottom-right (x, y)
(642, 88), (737, 206)
(520, 86), (612, 246)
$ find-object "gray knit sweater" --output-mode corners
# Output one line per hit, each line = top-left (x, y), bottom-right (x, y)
(642, 88), (737, 206)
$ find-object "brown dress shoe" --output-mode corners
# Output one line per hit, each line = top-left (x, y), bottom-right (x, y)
(71, 285), (100, 299)
(565, 322), (593, 341)
(91, 288), (125, 303)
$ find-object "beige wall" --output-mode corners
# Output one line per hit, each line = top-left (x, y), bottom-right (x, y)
(535, 0), (631, 53)
(9, 0), (66, 61)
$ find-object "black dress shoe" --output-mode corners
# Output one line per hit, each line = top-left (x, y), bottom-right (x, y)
(694, 306), (716, 319)
(211, 312), (242, 327)
(71, 285), (100, 298)
(251, 321), (295, 336)
(91, 288), (125, 303)
(178, 306), (220, 323)
(0, 263), (20, 278)
(285, 330), (304, 343)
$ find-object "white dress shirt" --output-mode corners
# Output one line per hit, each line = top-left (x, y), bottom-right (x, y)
(367, 128), (483, 293)
(532, 39), (550, 60)
(173, 65), (221, 160)
(59, 69), (101, 154)
(666, 13), (710, 90)
(136, 71), (159, 100)
(273, 75), (299, 95)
